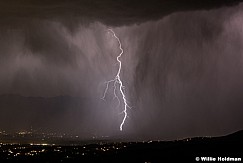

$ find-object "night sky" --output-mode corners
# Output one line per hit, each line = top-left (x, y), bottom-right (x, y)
(0, 0), (243, 140)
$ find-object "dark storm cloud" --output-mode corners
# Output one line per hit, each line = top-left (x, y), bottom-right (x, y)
(23, 21), (79, 66)
(0, 0), (242, 27)
(0, 0), (243, 139)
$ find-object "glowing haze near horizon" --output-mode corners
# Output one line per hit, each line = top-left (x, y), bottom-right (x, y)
(0, 1), (243, 140)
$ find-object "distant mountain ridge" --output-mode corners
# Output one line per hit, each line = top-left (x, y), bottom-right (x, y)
(0, 94), (243, 142)
(0, 94), (89, 132)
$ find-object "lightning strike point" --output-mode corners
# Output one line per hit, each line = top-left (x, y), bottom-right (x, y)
(102, 29), (130, 131)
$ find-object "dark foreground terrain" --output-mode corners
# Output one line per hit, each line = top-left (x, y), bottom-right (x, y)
(0, 130), (242, 163)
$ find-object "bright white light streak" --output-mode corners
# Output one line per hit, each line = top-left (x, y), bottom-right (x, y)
(101, 29), (131, 131)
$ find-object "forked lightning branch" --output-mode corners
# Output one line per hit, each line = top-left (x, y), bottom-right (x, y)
(101, 29), (131, 131)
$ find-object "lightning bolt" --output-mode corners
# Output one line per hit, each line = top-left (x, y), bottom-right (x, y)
(101, 29), (130, 131)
